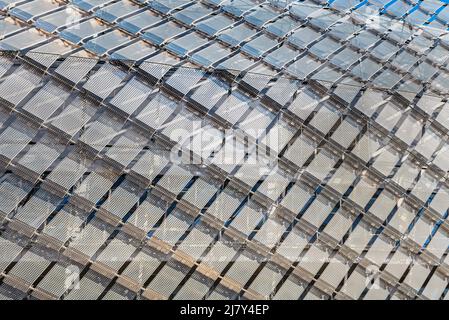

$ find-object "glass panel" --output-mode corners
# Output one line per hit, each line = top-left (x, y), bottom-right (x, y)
(84, 30), (131, 56)
(118, 9), (162, 34)
(60, 18), (109, 44)
(142, 21), (187, 46)
(195, 13), (234, 36)
(217, 23), (257, 47)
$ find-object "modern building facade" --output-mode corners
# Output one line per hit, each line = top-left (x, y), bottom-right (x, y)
(0, 0), (449, 300)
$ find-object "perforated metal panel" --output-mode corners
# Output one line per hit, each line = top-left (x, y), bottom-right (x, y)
(0, 0), (449, 301)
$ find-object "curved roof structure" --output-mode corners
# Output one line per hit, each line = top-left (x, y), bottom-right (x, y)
(0, 0), (449, 300)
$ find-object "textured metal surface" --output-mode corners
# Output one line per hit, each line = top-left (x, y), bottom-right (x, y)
(0, 0), (448, 300)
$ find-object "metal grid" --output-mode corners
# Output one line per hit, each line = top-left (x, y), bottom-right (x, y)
(0, 0), (448, 301)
